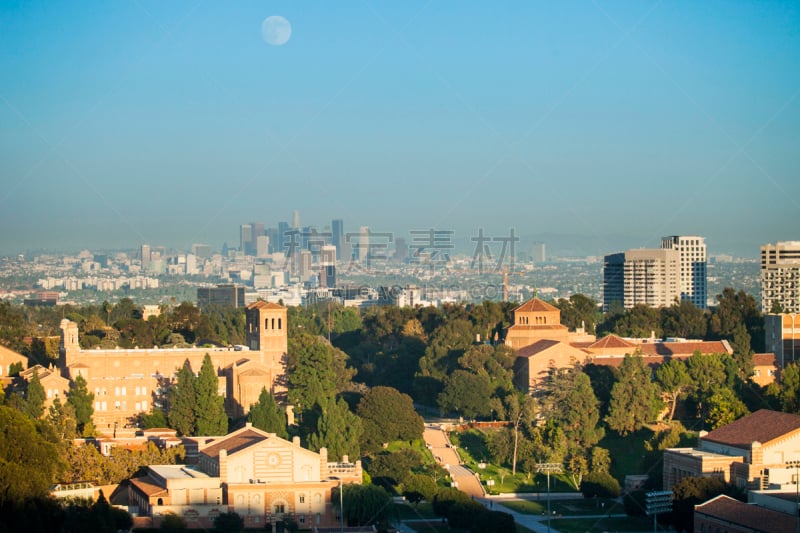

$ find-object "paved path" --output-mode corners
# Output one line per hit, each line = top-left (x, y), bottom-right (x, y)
(422, 425), (484, 498)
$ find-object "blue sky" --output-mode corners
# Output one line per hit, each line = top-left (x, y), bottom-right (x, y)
(1, 1), (798, 257)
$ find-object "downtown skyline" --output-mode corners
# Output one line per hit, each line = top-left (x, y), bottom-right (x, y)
(2, 1), (799, 257)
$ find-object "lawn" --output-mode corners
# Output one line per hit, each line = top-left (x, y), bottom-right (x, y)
(499, 497), (625, 517)
(449, 430), (578, 494)
(550, 515), (657, 532)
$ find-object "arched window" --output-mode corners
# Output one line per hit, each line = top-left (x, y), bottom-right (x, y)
(157, 498), (163, 506)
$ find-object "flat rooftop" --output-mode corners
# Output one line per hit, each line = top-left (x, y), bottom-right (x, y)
(150, 465), (210, 480)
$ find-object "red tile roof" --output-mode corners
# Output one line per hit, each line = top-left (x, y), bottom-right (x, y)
(753, 353), (777, 365)
(516, 339), (562, 358)
(201, 428), (269, 459)
(247, 301), (284, 310)
(513, 298), (559, 313)
(128, 476), (167, 498)
(702, 409), (800, 448)
(695, 495), (795, 532)
(637, 340), (732, 357)
(588, 335), (637, 350)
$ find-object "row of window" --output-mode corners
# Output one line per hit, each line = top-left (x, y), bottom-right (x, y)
(93, 400), (148, 412)
(94, 386), (148, 397)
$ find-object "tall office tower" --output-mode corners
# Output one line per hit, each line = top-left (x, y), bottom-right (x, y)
(140, 244), (151, 270)
(266, 228), (279, 253)
(394, 237), (408, 263)
(761, 241), (800, 313)
(603, 248), (681, 311)
(358, 226), (370, 263)
(240, 224), (253, 253)
(252, 222), (266, 239)
(278, 221), (290, 252)
(192, 243), (212, 259)
(661, 235), (707, 309)
(332, 219), (344, 260)
(299, 250), (313, 279)
(531, 242), (546, 263)
(197, 284), (246, 308)
(292, 210), (300, 229)
(255, 235), (270, 257)
(320, 245), (337, 288)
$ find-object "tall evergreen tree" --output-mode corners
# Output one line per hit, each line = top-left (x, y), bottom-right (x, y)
(247, 387), (288, 438)
(24, 371), (46, 419)
(605, 355), (661, 436)
(194, 354), (228, 436)
(308, 397), (362, 461)
(68, 374), (95, 435)
(656, 359), (691, 423)
(168, 362), (197, 436)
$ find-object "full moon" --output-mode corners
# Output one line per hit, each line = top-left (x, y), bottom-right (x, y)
(261, 16), (292, 46)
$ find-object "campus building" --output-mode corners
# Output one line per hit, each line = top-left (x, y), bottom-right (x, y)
(128, 424), (362, 530)
(58, 301), (288, 429)
(663, 409), (800, 491)
(761, 241), (800, 313)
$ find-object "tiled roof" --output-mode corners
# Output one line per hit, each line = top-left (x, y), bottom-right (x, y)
(247, 301), (284, 310)
(516, 339), (562, 358)
(752, 353), (777, 365)
(702, 409), (800, 448)
(695, 495), (795, 532)
(637, 341), (732, 356)
(128, 476), (167, 498)
(588, 335), (637, 349)
(589, 355), (666, 369)
(201, 428), (269, 459)
(507, 324), (567, 331)
(513, 298), (559, 313)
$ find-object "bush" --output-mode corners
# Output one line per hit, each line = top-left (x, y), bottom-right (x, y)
(432, 487), (472, 517)
(580, 472), (621, 498)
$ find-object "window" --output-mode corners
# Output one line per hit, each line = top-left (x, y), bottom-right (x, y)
(299, 494), (305, 504)
(274, 503), (285, 514)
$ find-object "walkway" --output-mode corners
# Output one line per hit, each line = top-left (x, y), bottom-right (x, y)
(422, 425), (484, 498)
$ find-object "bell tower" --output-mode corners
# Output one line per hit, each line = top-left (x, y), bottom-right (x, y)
(245, 301), (289, 396)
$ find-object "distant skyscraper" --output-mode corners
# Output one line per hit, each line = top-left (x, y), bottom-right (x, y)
(255, 235), (270, 257)
(292, 210), (300, 229)
(358, 226), (370, 263)
(197, 284), (246, 308)
(394, 237), (408, 263)
(278, 221), (289, 252)
(661, 235), (707, 309)
(761, 241), (800, 313)
(192, 243), (212, 259)
(332, 219), (344, 260)
(531, 242), (546, 263)
(320, 245), (337, 288)
(140, 244), (151, 270)
(240, 224), (253, 253)
(603, 248), (681, 311)
(299, 249), (313, 280)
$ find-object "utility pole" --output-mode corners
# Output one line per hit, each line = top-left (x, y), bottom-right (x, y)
(536, 463), (562, 533)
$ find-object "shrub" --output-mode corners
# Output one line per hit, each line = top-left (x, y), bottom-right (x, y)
(580, 471), (621, 498)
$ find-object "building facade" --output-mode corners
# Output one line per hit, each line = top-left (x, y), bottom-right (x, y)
(197, 284), (246, 309)
(761, 241), (800, 313)
(661, 235), (707, 309)
(663, 409), (800, 491)
(59, 301), (288, 429)
(128, 425), (362, 529)
(764, 313), (800, 368)
(603, 249), (681, 310)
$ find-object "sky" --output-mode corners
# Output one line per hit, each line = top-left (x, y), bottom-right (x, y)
(1, 1), (799, 258)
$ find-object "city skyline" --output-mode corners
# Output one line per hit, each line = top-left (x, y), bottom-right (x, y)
(2, 2), (799, 257)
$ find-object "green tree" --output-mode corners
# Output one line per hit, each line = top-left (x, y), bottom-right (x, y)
(194, 354), (228, 436)
(605, 355), (661, 436)
(247, 387), (288, 438)
(339, 483), (392, 527)
(402, 473), (437, 504)
(24, 371), (46, 419)
(357, 386), (423, 453)
(437, 370), (492, 419)
(140, 408), (168, 429)
(554, 294), (600, 334)
(580, 472), (621, 498)
(730, 323), (754, 378)
(67, 374), (94, 436)
(661, 299), (707, 339)
(671, 476), (738, 532)
(686, 352), (727, 419)
(504, 393), (536, 475)
(589, 446), (611, 474)
(655, 358), (691, 423)
(168, 362), (197, 436)
(706, 388), (749, 429)
(213, 511), (244, 533)
(709, 288), (763, 351)
(287, 333), (341, 412)
(772, 362), (800, 413)
(308, 397), (362, 461)
(369, 449), (424, 487)
(0, 405), (62, 504)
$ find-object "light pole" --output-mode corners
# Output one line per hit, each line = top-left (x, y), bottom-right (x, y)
(787, 460), (800, 533)
(331, 477), (344, 533)
(536, 463), (562, 533)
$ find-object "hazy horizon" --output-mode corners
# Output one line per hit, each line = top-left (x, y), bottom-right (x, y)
(2, 2), (798, 259)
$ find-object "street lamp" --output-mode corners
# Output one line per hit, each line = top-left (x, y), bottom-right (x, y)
(331, 477), (344, 533)
(787, 460), (800, 533)
(536, 463), (562, 533)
